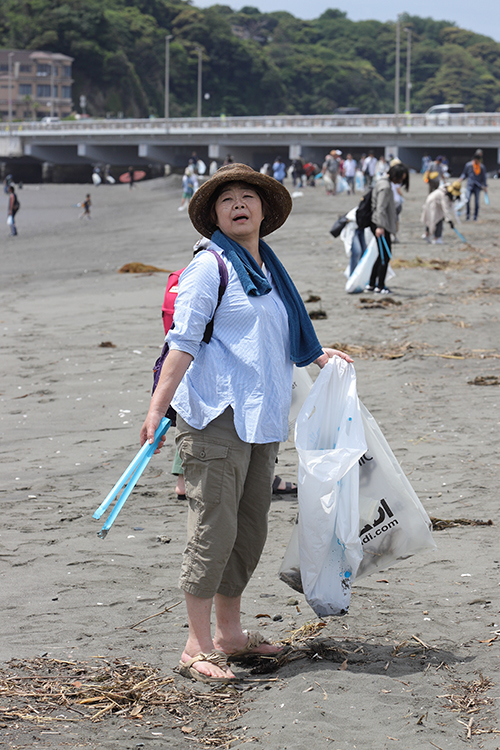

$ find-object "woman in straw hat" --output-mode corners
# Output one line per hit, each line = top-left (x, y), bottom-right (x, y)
(421, 180), (462, 244)
(140, 163), (352, 683)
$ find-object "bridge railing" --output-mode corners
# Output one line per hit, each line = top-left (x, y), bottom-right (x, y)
(2, 112), (500, 133)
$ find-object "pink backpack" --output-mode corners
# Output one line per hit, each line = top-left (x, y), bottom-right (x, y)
(162, 268), (184, 335)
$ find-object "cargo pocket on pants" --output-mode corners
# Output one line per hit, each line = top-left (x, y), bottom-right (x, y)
(179, 439), (229, 508)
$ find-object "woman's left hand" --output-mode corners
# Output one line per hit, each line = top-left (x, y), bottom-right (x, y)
(314, 348), (353, 368)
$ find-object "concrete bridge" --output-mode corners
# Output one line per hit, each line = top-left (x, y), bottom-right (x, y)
(2, 112), (500, 180)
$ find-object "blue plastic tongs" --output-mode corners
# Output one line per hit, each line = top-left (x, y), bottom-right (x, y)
(93, 417), (171, 538)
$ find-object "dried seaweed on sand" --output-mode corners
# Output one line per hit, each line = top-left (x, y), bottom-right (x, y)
(467, 375), (500, 386)
(430, 516), (493, 530)
(440, 673), (498, 739)
(357, 297), (402, 309)
(0, 657), (248, 747)
(119, 262), (169, 273)
(331, 341), (500, 361)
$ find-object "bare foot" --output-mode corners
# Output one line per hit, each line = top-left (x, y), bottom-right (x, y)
(180, 649), (235, 680)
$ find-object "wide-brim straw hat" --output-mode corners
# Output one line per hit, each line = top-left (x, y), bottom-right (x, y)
(448, 180), (462, 197)
(188, 163), (292, 238)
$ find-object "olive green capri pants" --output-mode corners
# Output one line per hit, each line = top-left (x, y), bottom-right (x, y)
(175, 407), (279, 599)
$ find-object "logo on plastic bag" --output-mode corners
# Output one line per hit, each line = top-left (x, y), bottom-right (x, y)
(360, 498), (399, 544)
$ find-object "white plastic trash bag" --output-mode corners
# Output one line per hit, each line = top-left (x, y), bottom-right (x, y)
(292, 357), (367, 617)
(279, 374), (437, 603)
(345, 236), (378, 293)
(356, 403), (436, 578)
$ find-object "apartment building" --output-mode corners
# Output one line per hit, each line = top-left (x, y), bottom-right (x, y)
(0, 49), (74, 121)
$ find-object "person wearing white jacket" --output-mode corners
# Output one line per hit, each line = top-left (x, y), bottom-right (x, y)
(421, 181), (461, 244)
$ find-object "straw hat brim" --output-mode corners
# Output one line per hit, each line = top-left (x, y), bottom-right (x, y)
(188, 163), (293, 238)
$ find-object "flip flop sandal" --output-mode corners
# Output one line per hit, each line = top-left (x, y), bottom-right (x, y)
(178, 650), (236, 684)
(272, 475), (297, 495)
(226, 630), (283, 664)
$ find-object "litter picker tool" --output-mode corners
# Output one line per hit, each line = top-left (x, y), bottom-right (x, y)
(380, 235), (392, 261)
(93, 417), (171, 538)
(452, 226), (467, 243)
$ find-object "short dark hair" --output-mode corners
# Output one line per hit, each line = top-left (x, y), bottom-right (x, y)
(388, 163), (409, 191)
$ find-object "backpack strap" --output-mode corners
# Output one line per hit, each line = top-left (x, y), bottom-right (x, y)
(152, 248), (228, 398)
(198, 248), (228, 344)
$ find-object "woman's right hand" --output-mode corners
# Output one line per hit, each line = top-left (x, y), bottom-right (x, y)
(375, 227), (385, 238)
(139, 349), (194, 450)
(140, 408), (168, 451)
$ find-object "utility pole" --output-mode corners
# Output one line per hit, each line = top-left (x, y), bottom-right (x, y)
(164, 35), (173, 121)
(394, 15), (400, 128)
(50, 62), (55, 117)
(196, 47), (202, 119)
(8, 51), (14, 133)
(404, 26), (412, 115)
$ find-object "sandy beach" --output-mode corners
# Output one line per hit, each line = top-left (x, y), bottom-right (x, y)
(1, 172), (499, 749)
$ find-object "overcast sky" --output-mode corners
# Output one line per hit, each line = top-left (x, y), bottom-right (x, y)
(192, 0), (500, 43)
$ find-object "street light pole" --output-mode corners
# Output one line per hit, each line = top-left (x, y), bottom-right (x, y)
(164, 34), (173, 121)
(196, 47), (202, 119)
(394, 16), (400, 128)
(8, 51), (14, 134)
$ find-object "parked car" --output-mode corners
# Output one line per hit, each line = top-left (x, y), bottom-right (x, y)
(41, 116), (61, 124)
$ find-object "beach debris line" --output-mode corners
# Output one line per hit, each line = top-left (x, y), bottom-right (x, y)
(308, 309), (327, 320)
(330, 340), (500, 361)
(467, 375), (500, 386)
(440, 672), (498, 739)
(0, 657), (249, 746)
(430, 516), (493, 530)
(118, 263), (170, 273)
(358, 297), (402, 309)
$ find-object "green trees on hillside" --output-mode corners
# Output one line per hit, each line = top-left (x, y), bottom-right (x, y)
(1, 1), (500, 118)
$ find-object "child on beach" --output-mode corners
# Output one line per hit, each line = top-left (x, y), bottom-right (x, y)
(79, 194), (91, 220)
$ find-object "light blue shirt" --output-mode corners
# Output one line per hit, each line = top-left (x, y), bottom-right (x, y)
(168, 242), (293, 443)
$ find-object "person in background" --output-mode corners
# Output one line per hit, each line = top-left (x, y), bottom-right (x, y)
(421, 181), (462, 243)
(291, 158), (305, 188)
(424, 156), (445, 193)
(365, 163), (409, 295)
(374, 155), (388, 181)
(7, 184), (19, 236)
(272, 156), (286, 184)
(362, 152), (377, 188)
(460, 149), (488, 221)
(343, 154), (357, 194)
(79, 193), (91, 220)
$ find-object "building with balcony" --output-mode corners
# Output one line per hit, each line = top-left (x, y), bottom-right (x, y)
(0, 49), (74, 121)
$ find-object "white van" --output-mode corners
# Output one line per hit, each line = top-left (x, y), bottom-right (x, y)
(41, 116), (61, 124)
(425, 104), (465, 125)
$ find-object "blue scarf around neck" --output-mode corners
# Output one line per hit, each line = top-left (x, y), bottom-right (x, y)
(211, 229), (323, 367)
